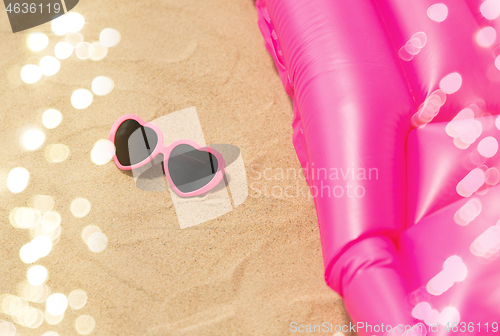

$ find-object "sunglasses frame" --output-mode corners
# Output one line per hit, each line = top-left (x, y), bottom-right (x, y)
(109, 114), (226, 197)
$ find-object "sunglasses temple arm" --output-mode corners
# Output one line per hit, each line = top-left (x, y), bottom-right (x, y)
(208, 150), (216, 174)
(140, 126), (155, 158)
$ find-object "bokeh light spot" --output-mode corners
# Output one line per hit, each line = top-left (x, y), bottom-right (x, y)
(398, 46), (414, 61)
(20, 243), (39, 264)
(457, 168), (485, 197)
(412, 31), (427, 47)
(454, 198), (481, 226)
(87, 232), (108, 253)
(52, 12), (84, 35)
(65, 32), (84, 47)
(446, 108), (475, 137)
(32, 236), (53, 259)
(75, 42), (94, 60)
(439, 72), (462, 94)
(443, 255), (468, 282)
(7, 167), (29, 193)
(91, 139), (115, 165)
(45, 144), (70, 163)
(33, 195), (55, 213)
(4, 295), (29, 317)
(412, 302), (432, 320)
(68, 290), (88, 310)
(426, 271), (454, 296)
(42, 332), (60, 336)
(100, 28), (121, 47)
(90, 42), (108, 61)
(0, 320), (16, 336)
(485, 167), (500, 185)
(410, 38), (423, 49)
(424, 309), (440, 326)
(412, 90), (446, 126)
(42, 109), (63, 129)
(477, 136), (498, 157)
(66, 12), (85, 33)
(21, 64), (42, 84)
(470, 225), (500, 259)
(70, 198), (91, 218)
(22, 129), (45, 151)
(19, 281), (51, 304)
(399, 32), (427, 61)
(405, 40), (420, 55)
(71, 89), (93, 109)
(91, 76), (114, 96)
(1, 295), (15, 315)
(427, 3), (448, 22)
(39, 56), (61, 76)
(54, 42), (73, 60)
(496, 115), (500, 130)
(46, 294), (68, 316)
(82, 225), (101, 243)
(27, 33), (49, 51)
(31, 222), (61, 243)
(446, 108), (483, 149)
(21, 306), (38, 324)
(44, 310), (64, 325)
(75, 315), (96, 335)
(456, 120), (483, 148)
(481, 0), (500, 20)
(9, 207), (41, 229)
(476, 26), (497, 47)
(495, 55), (500, 71)
(41, 211), (61, 231)
(51, 16), (67, 35)
(27, 265), (48, 286)
(426, 256), (469, 296)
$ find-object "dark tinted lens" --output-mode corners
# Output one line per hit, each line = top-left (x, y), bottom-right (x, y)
(168, 144), (219, 193)
(114, 119), (158, 166)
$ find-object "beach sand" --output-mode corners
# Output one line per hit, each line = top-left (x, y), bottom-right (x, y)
(0, 0), (353, 335)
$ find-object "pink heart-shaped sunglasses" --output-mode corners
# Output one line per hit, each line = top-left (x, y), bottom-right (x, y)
(109, 114), (225, 197)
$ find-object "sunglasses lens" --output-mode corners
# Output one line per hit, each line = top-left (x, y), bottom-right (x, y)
(114, 119), (158, 167)
(167, 144), (219, 193)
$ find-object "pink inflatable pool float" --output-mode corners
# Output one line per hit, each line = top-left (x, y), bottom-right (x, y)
(256, 0), (500, 335)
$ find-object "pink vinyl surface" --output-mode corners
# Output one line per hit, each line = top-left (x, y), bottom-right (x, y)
(256, 0), (500, 335)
